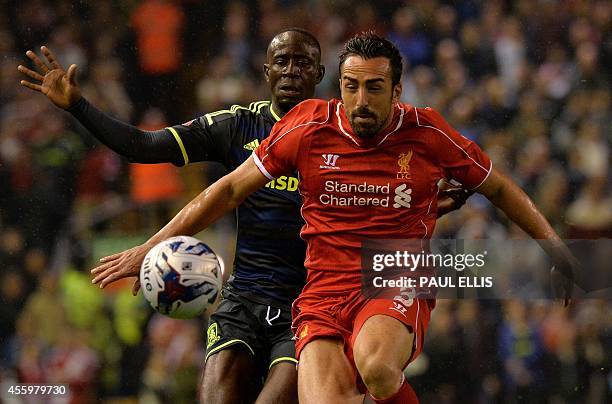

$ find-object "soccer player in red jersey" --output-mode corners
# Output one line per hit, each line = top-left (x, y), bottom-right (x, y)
(92, 32), (574, 403)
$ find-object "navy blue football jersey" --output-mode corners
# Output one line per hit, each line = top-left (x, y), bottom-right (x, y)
(167, 101), (306, 309)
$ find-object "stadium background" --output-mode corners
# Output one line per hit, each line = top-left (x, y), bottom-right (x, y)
(0, 0), (610, 402)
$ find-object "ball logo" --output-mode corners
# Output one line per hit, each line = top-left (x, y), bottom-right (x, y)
(393, 184), (412, 208)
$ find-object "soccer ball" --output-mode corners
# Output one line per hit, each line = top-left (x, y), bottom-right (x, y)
(140, 236), (224, 319)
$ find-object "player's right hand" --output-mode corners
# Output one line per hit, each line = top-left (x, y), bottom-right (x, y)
(90, 243), (151, 295)
(18, 46), (81, 110)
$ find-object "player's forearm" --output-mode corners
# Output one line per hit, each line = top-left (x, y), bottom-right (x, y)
(68, 97), (184, 165)
(480, 169), (577, 282)
(486, 173), (559, 241)
(144, 157), (268, 248)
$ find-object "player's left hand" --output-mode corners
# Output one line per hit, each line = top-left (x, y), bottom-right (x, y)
(551, 266), (572, 307)
(549, 247), (581, 307)
(437, 186), (473, 217)
(91, 244), (150, 293)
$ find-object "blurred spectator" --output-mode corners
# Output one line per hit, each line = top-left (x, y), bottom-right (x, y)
(458, 20), (497, 80)
(130, 108), (183, 229)
(196, 54), (256, 111)
(388, 7), (432, 67)
(494, 16), (526, 97)
(45, 327), (100, 404)
(0, 271), (27, 357)
(566, 176), (612, 238)
(498, 301), (546, 402)
(130, 0), (184, 122)
(140, 315), (203, 403)
(221, 1), (253, 75)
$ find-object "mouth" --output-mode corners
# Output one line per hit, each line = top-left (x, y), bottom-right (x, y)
(278, 84), (303, 97)
(353, 114), (376, 124)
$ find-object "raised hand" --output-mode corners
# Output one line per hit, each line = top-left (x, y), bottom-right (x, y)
(18, 46), (81, 109)
(91, 243), (151, 295)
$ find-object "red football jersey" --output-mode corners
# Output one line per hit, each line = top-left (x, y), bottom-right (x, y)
(253, 99), (492, 271)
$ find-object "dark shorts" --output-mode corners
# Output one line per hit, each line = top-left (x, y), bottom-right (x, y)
(205, 288), (297, 371)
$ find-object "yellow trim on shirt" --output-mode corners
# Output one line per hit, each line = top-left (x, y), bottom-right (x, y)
(269, 103), (282, 122)
(167, 127), (189, 165)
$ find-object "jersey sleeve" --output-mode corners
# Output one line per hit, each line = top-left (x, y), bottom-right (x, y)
(419, 107), (492, 190)
(165, 112), (236, 167)
(252, 101), (315, 179)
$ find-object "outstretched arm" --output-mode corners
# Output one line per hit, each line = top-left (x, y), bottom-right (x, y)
(476, 168), (576, 303)
(18, 46), (184, 165)
(91, 156), (269, 292)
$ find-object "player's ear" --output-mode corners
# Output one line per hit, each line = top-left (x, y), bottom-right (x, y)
(316, 64), (325, 84)
(392, 81), (402, 103)
(263, 63), (271, 82)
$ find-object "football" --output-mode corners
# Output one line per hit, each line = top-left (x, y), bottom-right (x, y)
(140, 236), (224, 319)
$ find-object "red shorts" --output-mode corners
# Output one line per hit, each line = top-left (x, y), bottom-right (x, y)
(292, 270), (433, 368)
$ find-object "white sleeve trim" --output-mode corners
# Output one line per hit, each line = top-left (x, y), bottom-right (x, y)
(471, 160), (494, 190)
(252, 152), (274, 180)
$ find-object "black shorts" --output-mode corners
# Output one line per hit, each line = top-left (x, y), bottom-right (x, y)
(205, 288), (297, 371)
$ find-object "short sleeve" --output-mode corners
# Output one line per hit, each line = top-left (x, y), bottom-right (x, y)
(165, 113), (235, 167)
(253, 101), (314, 179)
(419, 107), (492, 190)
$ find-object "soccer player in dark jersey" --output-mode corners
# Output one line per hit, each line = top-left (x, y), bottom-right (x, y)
(19, 30), (470, 403)
(18, 29), (325, 403)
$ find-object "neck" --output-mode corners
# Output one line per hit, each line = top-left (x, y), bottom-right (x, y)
(270, 101), (285, 121)
(382, 103), (397, 130)
(270, 100), (288, 118)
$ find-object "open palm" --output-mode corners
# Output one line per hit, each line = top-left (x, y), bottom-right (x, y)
(18, 46), (81, 109)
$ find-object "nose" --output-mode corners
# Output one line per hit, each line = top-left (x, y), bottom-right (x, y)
(282, 59), (299, 76)
(356, 86), (368, 108)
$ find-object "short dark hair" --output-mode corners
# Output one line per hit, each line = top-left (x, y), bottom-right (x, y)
(339, 31), (403, 86)
(272, 27), (321, 55)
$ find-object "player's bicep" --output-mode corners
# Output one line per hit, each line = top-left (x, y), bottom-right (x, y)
(474, 167), (504, 198)
(168, 115), (234, 165)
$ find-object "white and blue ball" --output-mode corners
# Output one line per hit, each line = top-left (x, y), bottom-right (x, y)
(140, 236), (223, 319)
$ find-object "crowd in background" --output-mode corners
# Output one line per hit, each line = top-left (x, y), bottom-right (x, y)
(0, 0), (610, 402)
